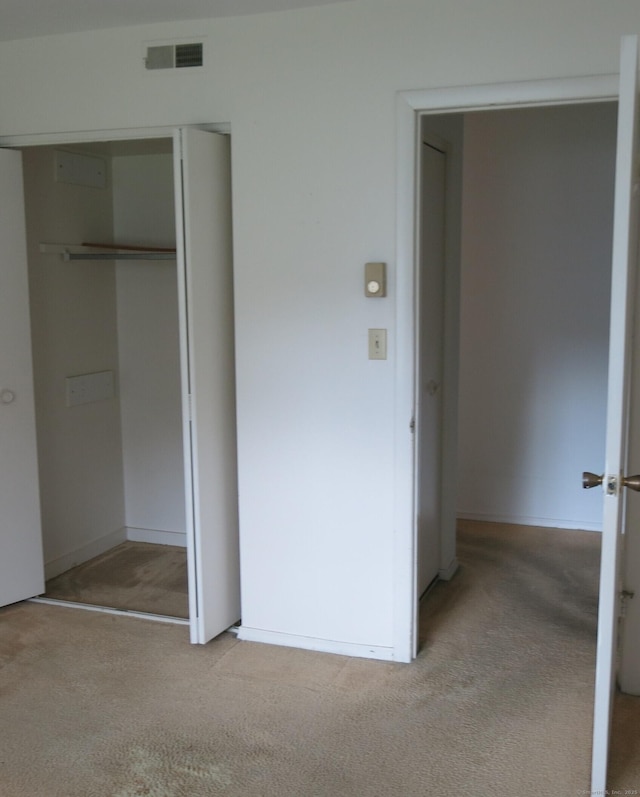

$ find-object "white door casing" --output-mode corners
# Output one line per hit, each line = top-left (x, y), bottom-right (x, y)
(590, 33), (640, 794)
(0, 148), (45, 607)
(397, 75), (618, 664)
(174, 128), (241, 644)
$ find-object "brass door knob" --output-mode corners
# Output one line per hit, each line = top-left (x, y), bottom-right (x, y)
(623, 475), (640, 491)
(582, 471), (640, 491)
(583, 472), (604, 489)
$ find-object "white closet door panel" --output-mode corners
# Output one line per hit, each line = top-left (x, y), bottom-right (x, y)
(0, 149), (44, 606)
(175, 128), (240, 644)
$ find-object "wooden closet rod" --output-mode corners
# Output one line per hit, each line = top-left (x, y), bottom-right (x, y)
(71, 241), (177, 260)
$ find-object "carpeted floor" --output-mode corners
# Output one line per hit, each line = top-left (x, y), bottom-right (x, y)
(0, 521), (638, 796)
(44, 541), (189, 618)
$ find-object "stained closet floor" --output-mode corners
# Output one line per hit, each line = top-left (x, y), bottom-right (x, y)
(44, 541), (189, 618)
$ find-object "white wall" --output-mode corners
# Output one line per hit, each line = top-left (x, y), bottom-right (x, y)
(22, 146), (125, 575)
(2, 1), (640, 655)
(457, 104), (616, 531)
(112, 151), (185, 541)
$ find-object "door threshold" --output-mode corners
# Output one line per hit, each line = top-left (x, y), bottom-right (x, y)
(28, 596), (190, 626)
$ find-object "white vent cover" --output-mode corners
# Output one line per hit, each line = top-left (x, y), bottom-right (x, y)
(145, 43), (203, 70)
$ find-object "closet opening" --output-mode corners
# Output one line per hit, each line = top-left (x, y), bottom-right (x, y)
(22, 138), (189, 621)
(4, 127), (242, 643)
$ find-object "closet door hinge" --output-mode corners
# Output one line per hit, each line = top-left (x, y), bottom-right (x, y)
(187, 393), (193, 422)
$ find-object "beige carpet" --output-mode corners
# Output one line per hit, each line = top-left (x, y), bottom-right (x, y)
(0, 521), (638, 796)
(44, 541), (189, 618)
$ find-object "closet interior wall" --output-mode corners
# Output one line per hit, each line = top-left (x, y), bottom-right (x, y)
(21, 141), (185, 580)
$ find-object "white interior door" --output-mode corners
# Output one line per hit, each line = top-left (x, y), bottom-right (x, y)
(590, 34), (640, 794)
(174, 128), (241, 644)
(416, 139), (446, 596)
(0, 149), (45, 606)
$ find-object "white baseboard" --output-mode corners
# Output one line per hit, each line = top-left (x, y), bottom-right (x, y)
(125, 527), (187, 547)
(439, 556), (459, 581)
(44, 527), (127, 580)
(237, 627), (395, 662)
(457, 512), (602, 533)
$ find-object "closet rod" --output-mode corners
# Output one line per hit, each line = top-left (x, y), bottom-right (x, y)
(64, 252), (176, 261)
(39, 243), (178, 261)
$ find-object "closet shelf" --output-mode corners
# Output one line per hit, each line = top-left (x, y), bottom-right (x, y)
(39, 242), (177, 261)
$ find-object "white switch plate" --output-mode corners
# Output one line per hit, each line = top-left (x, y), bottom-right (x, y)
(66, 371), (115, 407)
(368, 329), (387, 360)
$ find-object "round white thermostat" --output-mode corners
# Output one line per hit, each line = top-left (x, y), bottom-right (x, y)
(367, 280), (381, 294)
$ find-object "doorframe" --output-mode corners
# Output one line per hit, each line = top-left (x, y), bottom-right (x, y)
(0, 122), (232, 643)
(393, 74), (618, 664)
(0, 123), (230, 148)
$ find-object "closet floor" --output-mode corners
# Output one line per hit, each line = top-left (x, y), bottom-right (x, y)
(44, 541), (189, 619)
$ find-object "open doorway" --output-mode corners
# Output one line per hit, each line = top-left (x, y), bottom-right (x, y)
(413, 97), (621, 792)
(455, 104), (614, 533)
(415, 101), (617, 609)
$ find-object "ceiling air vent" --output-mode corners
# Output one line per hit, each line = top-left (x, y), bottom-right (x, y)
(145, 42), (203, 70)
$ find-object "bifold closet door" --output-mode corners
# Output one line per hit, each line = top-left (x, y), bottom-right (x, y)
(174, 128), (241, 644)
(0, 148), (45, 607)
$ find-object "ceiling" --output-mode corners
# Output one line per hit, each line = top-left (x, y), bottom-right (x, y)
(0, 0), (352, 43)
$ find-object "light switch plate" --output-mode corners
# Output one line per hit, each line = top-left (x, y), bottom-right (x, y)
(368, 329), (387, 360)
